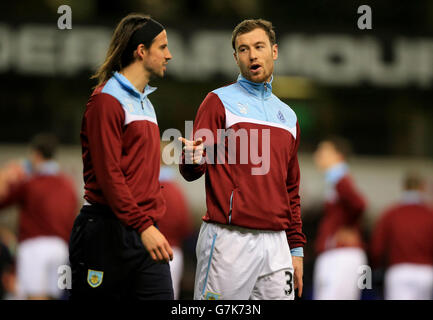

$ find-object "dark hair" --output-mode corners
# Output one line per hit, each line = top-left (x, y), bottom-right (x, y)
(403, 172), (425, 191)
(91, 13), (152, 87)
(324, 135), (353, 159)
(30, 133), (58, 160)
(231, 19), (276, 51)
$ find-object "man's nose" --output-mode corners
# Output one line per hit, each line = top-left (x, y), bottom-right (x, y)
(249, 48), (257, 61)
(166, 49), (173, 60)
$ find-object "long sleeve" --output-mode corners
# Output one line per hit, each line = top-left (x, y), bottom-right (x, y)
(369, 212), (389, 268)
(0, 181), (25, 210)
(285, 122), (306, 250)
(179, 92), (226, 181)
(335, 175), (366, 222)
(85, 93), (153, 233)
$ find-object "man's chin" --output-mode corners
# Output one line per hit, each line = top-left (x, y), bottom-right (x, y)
(150, 70), (165, 80)
(242, 71), (268, 83)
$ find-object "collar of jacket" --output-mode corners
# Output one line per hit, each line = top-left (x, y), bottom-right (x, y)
(237, 74), (273, 100)
(113, 71), (157, 101)
(34, 160), (59, 176)
(401, 190), (424, 205)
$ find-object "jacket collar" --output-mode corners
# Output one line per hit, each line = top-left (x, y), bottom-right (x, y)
(113, 72), (157, 101)
(401, 191), (424, 204)
(30, 160), (59, 176)
(237, 74), (273, 99)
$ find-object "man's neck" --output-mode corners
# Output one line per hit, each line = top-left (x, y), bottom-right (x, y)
(120, 63), (150, 93)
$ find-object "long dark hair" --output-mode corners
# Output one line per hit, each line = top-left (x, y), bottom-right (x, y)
(91, 13), (150, 87)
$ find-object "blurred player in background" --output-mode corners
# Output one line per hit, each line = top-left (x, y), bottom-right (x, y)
(179, 19), (306, 300)
(158, 141), (194, 299)
(69, 13), (174, 300)
(370, 172), (433, 300)
(312, 136), (367, 300)
(0, 133), (78, 299)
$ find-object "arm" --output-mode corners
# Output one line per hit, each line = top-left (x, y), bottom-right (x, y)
(0, 184), (22, 210)
(86, 93), (151, 232)
(285, 122), (307, 297)
(0, 162), (26, 209)
(286, 122), (307, 251)
(335, 175), (366, 219)
(369, 211), (389, 269)
(179, 92), (225, 181)
(86, 94), (172, 262)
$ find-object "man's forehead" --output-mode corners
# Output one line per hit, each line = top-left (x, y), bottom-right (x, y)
(154, 29), (167, 42)
(236, 28), (269, 47)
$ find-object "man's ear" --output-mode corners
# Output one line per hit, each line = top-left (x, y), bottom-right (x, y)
(135, 44), (147, 60)
(272, 43), (278, 60)
(233, 51), (239, 66)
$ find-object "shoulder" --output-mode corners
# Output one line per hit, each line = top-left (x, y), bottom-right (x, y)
(212, 82), (239, 97)
(197, 90), (226, 114)
(86, 80), (125, 118)
(377, 205), (401, 224)
(208, 82), (246, 115)
(89, 78), (124, 106)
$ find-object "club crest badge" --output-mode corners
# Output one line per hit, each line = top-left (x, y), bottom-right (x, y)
(237, 102), (248, 115)
(204, 291), (221, 300)
(87, 269), (104, 288)
(277, 110), (286, 123)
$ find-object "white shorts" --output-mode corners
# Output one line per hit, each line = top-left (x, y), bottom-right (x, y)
(17, 236), (69, 299)
(194, 222), (294, 300)
(385, 263), (433, 300)
(313, 247), (367, 300)
(169, 246), (184, 300)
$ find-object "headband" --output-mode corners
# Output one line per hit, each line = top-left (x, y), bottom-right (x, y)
(122, 18), (165, 64)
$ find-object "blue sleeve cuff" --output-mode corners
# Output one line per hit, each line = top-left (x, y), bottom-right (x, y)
(290, 247), (304, 257)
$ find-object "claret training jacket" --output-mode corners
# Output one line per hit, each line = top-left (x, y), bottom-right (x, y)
(180, 75), (306, 253)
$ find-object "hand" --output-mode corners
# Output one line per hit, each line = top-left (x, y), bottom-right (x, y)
(292, 256), (303, 298)
(0, 162), (26, 198)
(334, 227), (361, 247)
(178, 137), (204, 165)
(140, 225), (173, 263)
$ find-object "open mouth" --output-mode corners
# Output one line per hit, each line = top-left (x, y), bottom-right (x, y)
(250, 64), (262, 72)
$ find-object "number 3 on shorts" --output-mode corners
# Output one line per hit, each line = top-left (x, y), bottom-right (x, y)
(284, 270), (293, 296)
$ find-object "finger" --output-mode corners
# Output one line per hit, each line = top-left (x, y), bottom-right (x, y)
(149, 250), (157, 261)
(165, 243), (174, 261)
(154, 248), (164, 262)
(178, 137), (193, 146)
(298, 279), (303, 297)
(159, 246), (170, 263)
(184, 144), (203, 152)
(183, 145), (197, 153)
(193, 138), (203, 146)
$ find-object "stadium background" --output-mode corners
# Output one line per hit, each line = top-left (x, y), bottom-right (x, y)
(0, 0), (432, 299)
